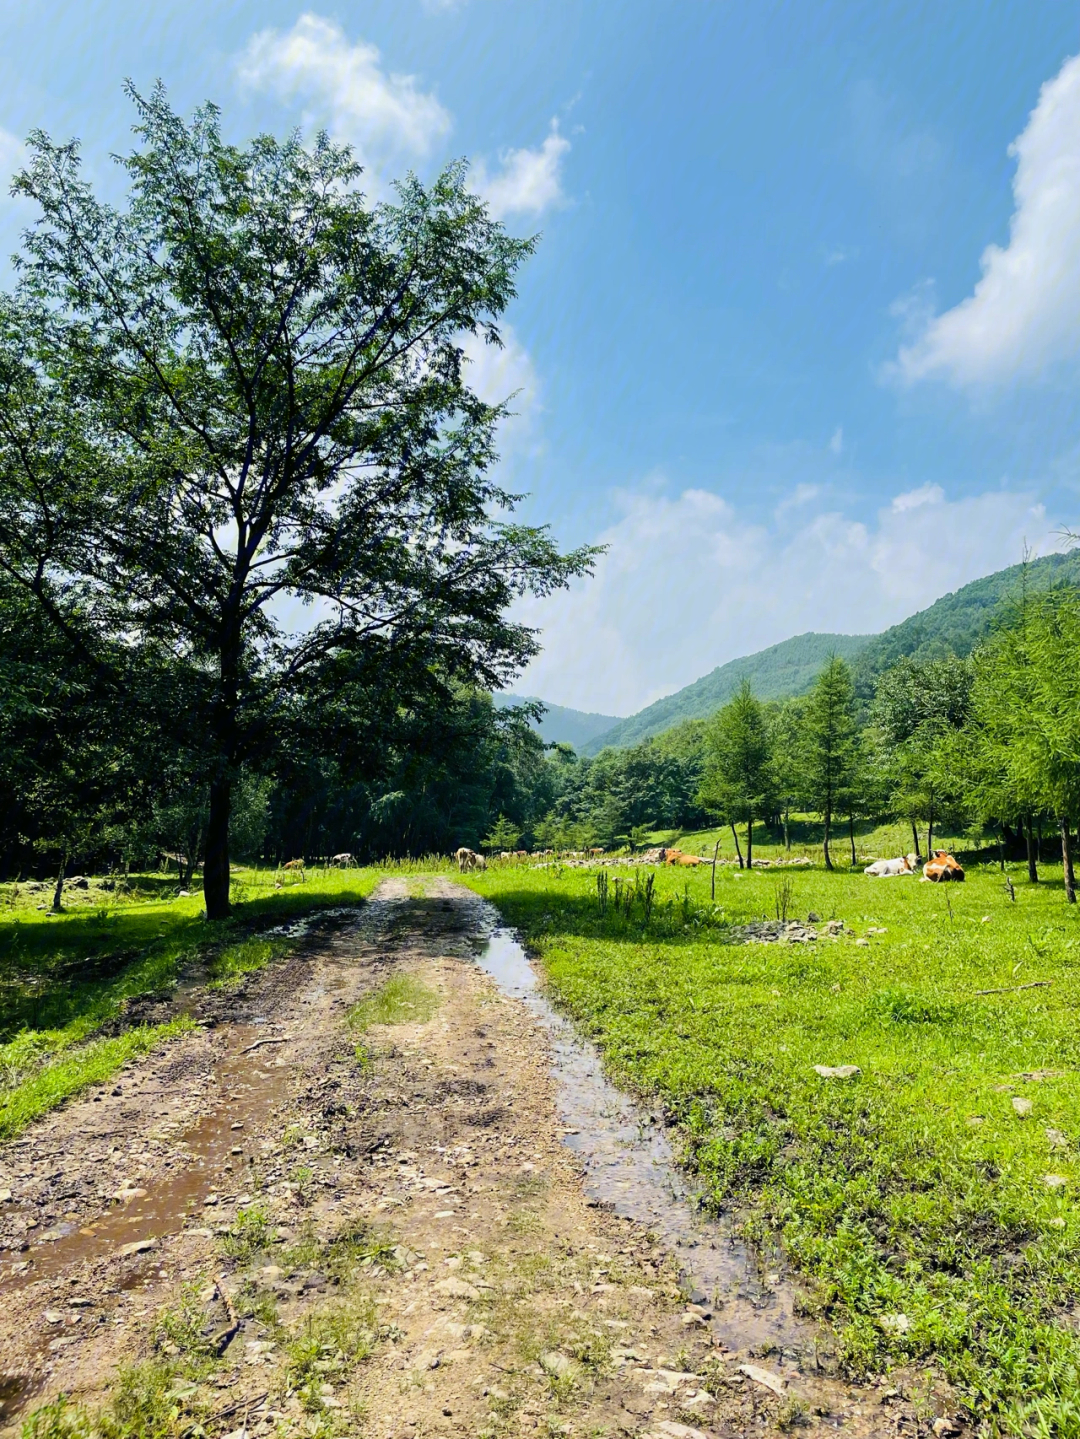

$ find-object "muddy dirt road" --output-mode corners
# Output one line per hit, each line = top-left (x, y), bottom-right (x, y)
(0, 879), (932, 1438)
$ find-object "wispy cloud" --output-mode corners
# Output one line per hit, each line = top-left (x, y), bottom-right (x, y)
(460, 324), (541, 455)
(236, 13), (451, 177)
(515, 482), (1054, 713)
(471, 121), (570, 219)
(894, 51), (1080, 386)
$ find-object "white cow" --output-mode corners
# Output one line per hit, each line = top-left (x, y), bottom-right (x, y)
(864, 854), (917, 877)
(330, 852), (355, 867)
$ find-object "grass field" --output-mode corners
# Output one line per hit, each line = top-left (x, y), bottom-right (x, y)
(466, 842), (1080, 1437)
(0, 863), (388, 1141)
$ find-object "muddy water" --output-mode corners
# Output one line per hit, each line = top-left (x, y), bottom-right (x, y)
(6, 1025), (293, 1295)
(475, 918), (810, 1359)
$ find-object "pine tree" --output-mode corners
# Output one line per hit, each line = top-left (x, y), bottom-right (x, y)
(801, 657), (858, 872)
(699, 680), (773, 868)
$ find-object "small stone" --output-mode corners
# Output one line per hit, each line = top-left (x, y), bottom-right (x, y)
(113, 1187), (147, 1203)
(433, 1277), (480, 1300)
(855, 937), (870, 948)
(231, 1122), (244, 1130)
(736, 1363), (786, 1395)
(813, 1064), (861, 1080)
(1043, 1174), (1067, 1189)
(44, 1309), (64, 1325)
(0, 1189), (11, 1203)
(932, 1419), (961, 1437)
(807, 912), (821, 923)
(1046, 1128), (1070, 1150)
(117, 1238), (157, 1257)
(1012, 1097), (1033, 1117)
(1049, 1217), (1066, 1229)
(540, 1350), (573, 1377)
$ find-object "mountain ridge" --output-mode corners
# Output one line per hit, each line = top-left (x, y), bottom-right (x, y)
(560, 549), (1080, 754)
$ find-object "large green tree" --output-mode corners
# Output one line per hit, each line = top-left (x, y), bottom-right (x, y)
(699, 680), (773, 867)
(0, 88), (594, 918)
(801, 656), (858, 871)
(870, 654), (973, 857)
(972, 587), (1080, 902)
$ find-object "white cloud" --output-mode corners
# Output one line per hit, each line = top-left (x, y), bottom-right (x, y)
(895, 51), (1080, 385)
(460, 324), (541, 453)
(236, 14), (451, 176)
(514, 483), (1054, 714)
(472, 121), (570, 219)
(891, 482), (944, 512)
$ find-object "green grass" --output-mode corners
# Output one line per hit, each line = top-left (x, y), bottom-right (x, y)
(0, 864), (384, 1142)
(463, 844), (1080, 1435)
(347, 972), (440, 1031)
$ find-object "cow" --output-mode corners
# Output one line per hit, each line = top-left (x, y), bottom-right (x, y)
(923, 850), (965, 882)
(454, 847), (487, 873)
(864, 854), (918, 877)
(662, 847), (703, 867)
(282, 858), (306, 882)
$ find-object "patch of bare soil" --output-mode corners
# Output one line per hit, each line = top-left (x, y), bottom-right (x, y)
(0, 880), (939, 1438)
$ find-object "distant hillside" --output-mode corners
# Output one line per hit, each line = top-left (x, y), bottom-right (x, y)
(851, 549), (1080, 692)
(580, 632), (870, 755)
(493, 693), (624, 750)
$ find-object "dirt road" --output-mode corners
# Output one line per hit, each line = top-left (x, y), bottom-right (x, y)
(0, 879), (926, 1438)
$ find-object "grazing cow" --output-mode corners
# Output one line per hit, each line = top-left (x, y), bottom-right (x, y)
(282, 858), (306, 882)
(923, 850), (964, 882)
(454, 847), (487, 873)
(864, 854), (917, 878)
(330, 852), (354, 868)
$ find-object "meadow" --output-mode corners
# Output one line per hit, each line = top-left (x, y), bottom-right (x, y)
(0, 864), (389, 1141)
(466, 839), (1080, 1437)
(5, 840), (1080, 1433)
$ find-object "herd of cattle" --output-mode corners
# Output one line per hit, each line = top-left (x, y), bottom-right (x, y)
(864, 850), (965, 881)
(276, 844), (963, 881)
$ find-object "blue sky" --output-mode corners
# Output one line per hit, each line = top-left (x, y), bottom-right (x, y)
(3, 3), (1080, 713)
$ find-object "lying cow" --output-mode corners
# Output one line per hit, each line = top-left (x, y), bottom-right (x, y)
(454, 847), (487, 873)
(661, 847), (703, 867)
(923, 850), (964, 882)
(864, 854), (917, 878)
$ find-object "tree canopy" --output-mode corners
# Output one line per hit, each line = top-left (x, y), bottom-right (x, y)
(0, 87), (595, 916)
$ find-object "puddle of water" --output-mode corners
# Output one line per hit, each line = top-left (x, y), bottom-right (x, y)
(5, 1025), (292, 1296)
(475, 922), (810, 1357)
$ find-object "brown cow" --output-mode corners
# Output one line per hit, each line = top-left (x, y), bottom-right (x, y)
(282, 858), (306, 882)
(663, 847), (703, 867)
(922, 850), (964, 882)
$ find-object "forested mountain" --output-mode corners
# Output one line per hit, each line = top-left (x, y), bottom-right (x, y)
(850, 550), (1080, 692)
(579, 632), (870, 754)
(492, 693), (624, 749)
(571, 551), (1080, 754)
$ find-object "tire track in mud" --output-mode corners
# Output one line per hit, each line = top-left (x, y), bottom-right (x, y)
(0, 880), (941, 1438)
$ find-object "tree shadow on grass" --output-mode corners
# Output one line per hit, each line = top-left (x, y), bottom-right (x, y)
(0, 883), (374, 1043)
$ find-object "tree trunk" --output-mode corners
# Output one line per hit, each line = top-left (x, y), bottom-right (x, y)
(203, 778), (232, 920)
(746, 815), (753, 870)
(1026, 814), (1039, 883)
(783, 804), (790, 852)
(711, 837), (721, 901)
(823, 808), (833, 871)
(730, 822), (744, 869)
(1061, 817), (1076, 904)
(927, 794), (935, 859)
(910, 820), (921, 859)
(51, 849), (67, 912)
(849, 814), (856, 866)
